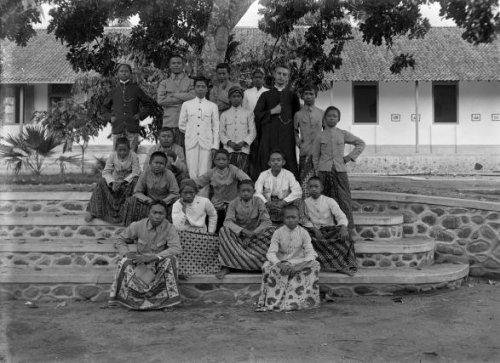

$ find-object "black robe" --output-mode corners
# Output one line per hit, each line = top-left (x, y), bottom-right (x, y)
(253, 87), (301, 178)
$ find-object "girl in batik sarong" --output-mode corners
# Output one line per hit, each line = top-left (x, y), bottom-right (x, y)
(85, 137), (140, 224)
(301, 176), (357, 276)
(109, 200), (182, 310)
(121, 151), (179, 226)
(256, 204), (320, 312)
(216, 180), (276, 279)
(195, 149), (250, 232)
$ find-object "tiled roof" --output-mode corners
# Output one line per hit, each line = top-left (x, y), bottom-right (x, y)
(233, 27), (499, 82)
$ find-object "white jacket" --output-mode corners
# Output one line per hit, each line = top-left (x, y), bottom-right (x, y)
(179, 97), (219, 149)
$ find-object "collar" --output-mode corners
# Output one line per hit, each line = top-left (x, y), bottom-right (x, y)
(269, 168), (283, 177)
(274, 85), (286, 92)
(119, 79), (130, 85)
(230, 105), (242, 110)
(304, 104), (315, 111)
(196, 97), (206, 102)
(147, 219), (165, 230)
(285, 225), (299, 232)
(171, 72), (184, 80)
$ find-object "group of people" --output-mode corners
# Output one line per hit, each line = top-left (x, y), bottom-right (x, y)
(87, 55), (366, 312)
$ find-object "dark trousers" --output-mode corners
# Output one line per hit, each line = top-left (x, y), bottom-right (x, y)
(318, 170), (354, 229)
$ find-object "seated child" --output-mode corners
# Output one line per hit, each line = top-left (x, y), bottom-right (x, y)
(122, 151), (179, 226)
(312, 106), (365, 229)
(254, 150), (302, 223)
(256, 204), (320, 312)
(195, 149), (250, 232)
(216, 180), (276, 279)
(144, 127), (188, 184)
(172, 179), (217, 234)
(301, 177), (357, 276)
(85, 137), (139, 224)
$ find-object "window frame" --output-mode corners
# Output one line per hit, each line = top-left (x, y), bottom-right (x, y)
(432, 81), (459, 124)
(352, 81), (379, 125)
(0, 84), (20, 125)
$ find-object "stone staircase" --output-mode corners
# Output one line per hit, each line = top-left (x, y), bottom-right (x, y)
(0, 192), (469, 303)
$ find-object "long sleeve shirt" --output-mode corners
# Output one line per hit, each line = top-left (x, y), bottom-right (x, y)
(178, 97), (219, 150)
(242, 86), (269, 111)
(195, 165), (250, 207)
(301, 195), (348, 228)
(254, 168), (302, 203)
(143, 143), (187, 174)
(223, 196), (272, 235)
(134, 169), (179, 205)
(210, 81), (239, 112)
(294, 104), (324, 157)
(171, 196), (217, 233)
(156, 73), (195, 128)
(219, 105), (256, 154)
(312, 127), (366, 173)
(102, 151), (140, 184)
(266, 225), (317, 265)
(115, 218), (182, 258)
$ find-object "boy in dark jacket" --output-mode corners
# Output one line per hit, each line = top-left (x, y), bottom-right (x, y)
(103, 63), (155, 152)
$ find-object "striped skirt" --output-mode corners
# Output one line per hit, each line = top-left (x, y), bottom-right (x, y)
(218, 226), (276, 271)
(306, 226), (358, 273)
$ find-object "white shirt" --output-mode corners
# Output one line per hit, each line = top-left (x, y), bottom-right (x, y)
(266, 225), (317, 265)
(171, 196), (217, 233)
(254, 168), (302, 203)
(242, 86), (269, 111)
(219, 105), (256, 154)
(302, 195), (348, 228)
(179, 97), (219, 150)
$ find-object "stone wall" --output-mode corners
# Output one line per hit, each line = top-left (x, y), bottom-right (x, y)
(352, 199), (500, 278)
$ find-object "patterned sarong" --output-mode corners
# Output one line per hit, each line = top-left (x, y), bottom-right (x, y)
(121, 196), (173, 226)
(109, 256), (181, 310)
(256, 260), (320, 311)
(218, 226), (276, 271)
(86, 177), (137, 224)
(306, 226), (358, 273)
(177, 230), (220, 276)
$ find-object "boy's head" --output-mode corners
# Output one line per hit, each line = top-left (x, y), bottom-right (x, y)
(216, 63), (230, 83)
(283, 204), (300, 229)
(114, 137), (130, 159)
(301, 83), (317, 106)
(193, 76), (209, 98)
(307, 176), (323, 199)
(116, 63), (132, 82)
(238, 179), (254, 201)
(324, 106), (341, 128)
(252, 68), (265, 89)
(268, 150), (285, 172)
(273, 64), (290, 88)
(149, 200), (168, 227)
(158, 127), (175, 147)
(213, 149), (230, 170)
(169, 54), (184, 74)
(179, 179), (198, 204)
(228, 86), (243, 107)
(149, 151), (167, 174)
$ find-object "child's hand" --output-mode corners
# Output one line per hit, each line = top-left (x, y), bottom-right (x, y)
(312, 228), (323, 240)
(279, 261), (293, 275)
(339, 225), (350, 242)
(270, 104), (281, 115)
(343, 156), (352, 164)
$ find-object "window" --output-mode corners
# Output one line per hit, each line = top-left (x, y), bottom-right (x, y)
(0, 85), (20, 125)
(433, 82), (457, 123)
(353, 83), (378, 123)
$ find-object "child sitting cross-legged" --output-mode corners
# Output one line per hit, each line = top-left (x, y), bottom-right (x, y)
(254, 150), (302, 224)
(301, 176), (357, 276)
(256, 204), (320, 312)
(216, 179), (276, 279)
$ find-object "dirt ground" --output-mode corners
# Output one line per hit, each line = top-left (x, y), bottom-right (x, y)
(1, 281), (498, 362)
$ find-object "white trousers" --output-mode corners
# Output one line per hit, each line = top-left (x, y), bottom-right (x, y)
(186, 144), (212, 179)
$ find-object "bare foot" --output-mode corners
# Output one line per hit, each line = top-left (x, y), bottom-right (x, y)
(215, 267), (230, 280)
(84, 212), (94, 223)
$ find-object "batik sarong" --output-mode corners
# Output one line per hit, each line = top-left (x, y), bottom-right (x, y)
(109, 256), (181, 310)
(299, 155), (314, 188)
(318, 170), (355, 229)
(121, 196), (173, 226)
(256, 260), (320, 312)
(306, 226), (358, 273)
(218, 226), (276, 271)
(86, 177), (137, 224)
(177, 230), (220, 276)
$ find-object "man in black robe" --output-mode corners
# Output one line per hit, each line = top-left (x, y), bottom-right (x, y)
(252, 64), (301, 178)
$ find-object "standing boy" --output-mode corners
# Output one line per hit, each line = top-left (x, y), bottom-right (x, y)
(210, 63), (239, 113)
(311, 106), (365, 230)
(219, 85), (256, 173)
(179, 76), (219, 179)
(253, 64), (301, 178)
(103, 63), (155, 152)
(294, 83), (324, 182)
(242, 68), (269, 111)
(156, 54), (195, 147)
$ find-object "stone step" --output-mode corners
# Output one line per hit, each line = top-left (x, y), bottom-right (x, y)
(0, 236), (435, 269)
